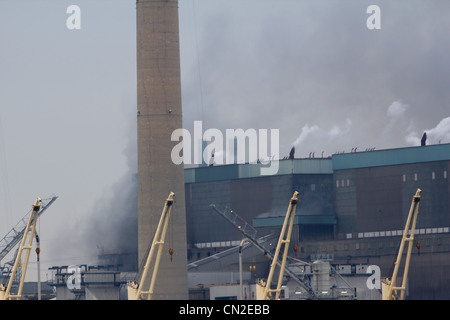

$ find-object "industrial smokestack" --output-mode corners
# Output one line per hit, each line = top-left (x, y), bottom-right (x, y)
(136, 0), (188, 299)
(289, 146), (295, 159)
(421, 132), (427, 146)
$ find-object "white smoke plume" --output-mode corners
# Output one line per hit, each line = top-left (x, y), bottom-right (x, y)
(381, 100), (413, 147)
(291, 119), (352, 157)
(387, 101), (409, 119)
(290, 99), (449, 158)
(291, 123), (320, 148)
(407, 117), (450, 146)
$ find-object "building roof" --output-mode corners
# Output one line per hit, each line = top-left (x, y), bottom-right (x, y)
(332, 143), (450, 170)
(183, 143), (450, 183)
(184, 158), (332, 183)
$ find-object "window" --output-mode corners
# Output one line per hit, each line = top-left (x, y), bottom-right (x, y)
(445, 170), (448, 179)
(414, 173), (418, 181)
(402, 174), (406, 182)
(432, 171), (436, 180)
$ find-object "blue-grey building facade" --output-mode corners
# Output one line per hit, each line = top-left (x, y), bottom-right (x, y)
(184, 143), (450, 299)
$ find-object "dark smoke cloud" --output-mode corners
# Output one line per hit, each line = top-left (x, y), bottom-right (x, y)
(81, 171), (138, 256)
(46, 108), (138, 266)
(77, 113), (138, 260)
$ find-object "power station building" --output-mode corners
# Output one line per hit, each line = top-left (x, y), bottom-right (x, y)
(133, 0), (449, 300)
(45, 143), (450, 299)
(185, 143), (450, 299)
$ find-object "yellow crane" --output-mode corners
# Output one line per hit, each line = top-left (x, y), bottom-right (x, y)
(0, 198), (42, 300)
(127, 192), (175, 300)
(382, 188), (422, 300)
(260, 191), (299, 300)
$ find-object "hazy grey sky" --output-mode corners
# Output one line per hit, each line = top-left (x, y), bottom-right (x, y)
(0, 0), (449, 278)
(180, 0), (450, 156)
(0, 0), (137, 274)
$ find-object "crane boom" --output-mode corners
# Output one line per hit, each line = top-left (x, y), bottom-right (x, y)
(0, 198), (43, 300)
(382, 188), (422, 300)
(0, 195), (57, 263)
(262, 191), (299, 300)
(210, 194), (314, 298)
(127, 192), (175, 300)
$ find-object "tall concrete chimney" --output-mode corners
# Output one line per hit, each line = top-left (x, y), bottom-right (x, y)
(136, 0), (188, 299)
